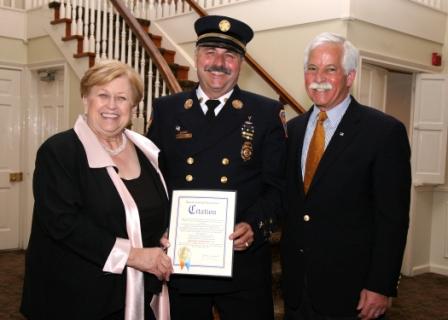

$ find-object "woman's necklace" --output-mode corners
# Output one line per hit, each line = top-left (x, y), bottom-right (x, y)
(102, 133), (128, 156)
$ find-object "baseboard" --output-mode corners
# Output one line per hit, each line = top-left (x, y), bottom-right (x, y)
(410, 263), (448, 276)
(429, 264), (448, 276)
(411, 264), (431, 275)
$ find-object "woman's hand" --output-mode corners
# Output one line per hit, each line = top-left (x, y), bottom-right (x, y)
(127, 247), (173, 281)
(159, 232), (170, 251)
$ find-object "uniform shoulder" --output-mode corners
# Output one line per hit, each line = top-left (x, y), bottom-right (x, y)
(154, 91), (191, 105)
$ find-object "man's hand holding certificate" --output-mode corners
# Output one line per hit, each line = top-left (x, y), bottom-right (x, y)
(167, 190), (236, 277)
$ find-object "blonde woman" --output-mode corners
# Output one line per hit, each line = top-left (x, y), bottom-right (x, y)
(21, 60), (172, 320)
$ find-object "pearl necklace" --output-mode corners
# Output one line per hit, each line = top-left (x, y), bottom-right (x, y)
(102, 133), (128, 156)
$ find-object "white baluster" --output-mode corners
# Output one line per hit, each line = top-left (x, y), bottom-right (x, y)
(127, 27), (132, 65)
(146, 59), (153, 125)
(161, 80), (167, 97)
(156, 0), (162, 19)
(108, 3), (113, 59)
(60, 0), (66, 20)
(154, 69), (160, 99)
(114, 7), (120, 59)
(162, 0), (169, 17)
(101, 1), (108, 59)
(120, 18), (126, 63)
(83, 0), (89, 52)
(139, 47), (146, 123)
(168, 0), (175, 16)
(71, 0), (77, 36)
(134, 39), (140, 73)
(149, 0), (155, 20)
(89, 0), (95, 53)
(76, 0), (83, 35)
(134, 0), (142, 18)
(141, 0), (147, 20)
(95, 0), (101, 62)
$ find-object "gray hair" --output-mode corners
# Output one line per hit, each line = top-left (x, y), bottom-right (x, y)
(304, 32), (359, 74)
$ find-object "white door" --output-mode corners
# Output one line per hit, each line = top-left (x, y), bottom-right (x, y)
(38, 69), (66, 142)
(412, 74), (448, 185)
(359, 63), (388, 112)
(0, 68), (22, 250)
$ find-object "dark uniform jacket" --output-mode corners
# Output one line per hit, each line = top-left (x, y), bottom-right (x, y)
(147, 86), (286, 293)
(280, 97), (411, 317)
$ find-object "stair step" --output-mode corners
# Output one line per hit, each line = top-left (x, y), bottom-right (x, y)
(159, 48), (176, 64)
(170, 63), (189, 81)
(73, 52), (96, 67)
(149, 33), (162, 48)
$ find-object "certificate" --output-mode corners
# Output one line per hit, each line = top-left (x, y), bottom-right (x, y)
(167, 190), (236, 277)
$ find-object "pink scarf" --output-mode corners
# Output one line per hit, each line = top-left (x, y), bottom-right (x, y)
(74, 115), (170, 320)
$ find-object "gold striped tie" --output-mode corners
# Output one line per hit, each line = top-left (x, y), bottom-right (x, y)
(303, 111), (327, 193)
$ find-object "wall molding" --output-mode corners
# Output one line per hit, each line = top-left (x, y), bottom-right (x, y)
(412, 264), (431, 276)
(430, 264), (448, 276)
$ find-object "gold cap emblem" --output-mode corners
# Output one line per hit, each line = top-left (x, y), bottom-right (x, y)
(232, 99), (243, 109)
(184, 99), (193, 109)
(219, 19), (231, 32)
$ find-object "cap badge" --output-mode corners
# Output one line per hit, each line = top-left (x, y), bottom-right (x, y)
(184, 98), (193, 109)
(219, 19), (231, 32)
(232, 99), (243, 109)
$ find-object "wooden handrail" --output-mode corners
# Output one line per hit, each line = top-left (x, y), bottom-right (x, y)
(185, 0), (305, 114)
(110, 0), (182, 94)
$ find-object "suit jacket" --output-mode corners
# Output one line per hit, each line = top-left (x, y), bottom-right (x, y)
(147, 86), (286, 293)
(21, 119), (169, 320)
(280, 97), (411, 317)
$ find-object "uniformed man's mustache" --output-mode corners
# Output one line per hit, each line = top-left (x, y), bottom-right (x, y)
(309, 82), (333, 91)
(204, 65), (231, 75)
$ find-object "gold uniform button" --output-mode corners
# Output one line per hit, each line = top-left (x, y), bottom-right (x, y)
(303, 215), (310, 222)
(186, 157), (194, 165)
(222, 158), (230, 165)
(186, 174), (193, 182)
(220, 176), (228, 184)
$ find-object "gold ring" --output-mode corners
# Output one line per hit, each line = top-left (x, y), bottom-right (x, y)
(245, 242), (249, 247)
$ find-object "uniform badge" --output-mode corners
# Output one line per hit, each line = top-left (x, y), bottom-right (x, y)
(232, 99), (243, 110)
(175, 125), (192, 139)
(241, 116), (255, 161)
(279, 108), (288, 138)
(219, 19), (231, 32)
(241, 141), (253, 161)
(184, 99), (193, 109)
(241, 118), (255, 141)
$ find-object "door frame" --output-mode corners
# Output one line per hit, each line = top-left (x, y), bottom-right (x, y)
(354, 52), (438, 276)
(21, 61), (69, 249)
(0, 63), (24, 250)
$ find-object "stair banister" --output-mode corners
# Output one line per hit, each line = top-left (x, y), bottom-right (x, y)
(110, 0), (182, 94)
(185, 0), (305, 114)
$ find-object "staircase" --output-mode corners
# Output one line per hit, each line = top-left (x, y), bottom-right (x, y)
(47, 0), (198, 133)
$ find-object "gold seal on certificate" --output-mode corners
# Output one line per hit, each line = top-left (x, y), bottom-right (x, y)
(167, 190), (237, 277)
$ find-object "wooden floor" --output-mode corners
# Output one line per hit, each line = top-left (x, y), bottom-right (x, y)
(2, 250), (448, 320)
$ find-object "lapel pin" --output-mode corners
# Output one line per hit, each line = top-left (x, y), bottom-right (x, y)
(232, 99), (243, 109)
(339, 132), (344, 136)
(184, 99), (193, 109)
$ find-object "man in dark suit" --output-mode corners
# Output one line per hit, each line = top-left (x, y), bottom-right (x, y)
(147, 15), (286, 320)
(280, 32), (411, 320)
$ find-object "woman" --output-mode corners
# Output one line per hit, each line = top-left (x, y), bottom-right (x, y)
(21, 60), (172, 320)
